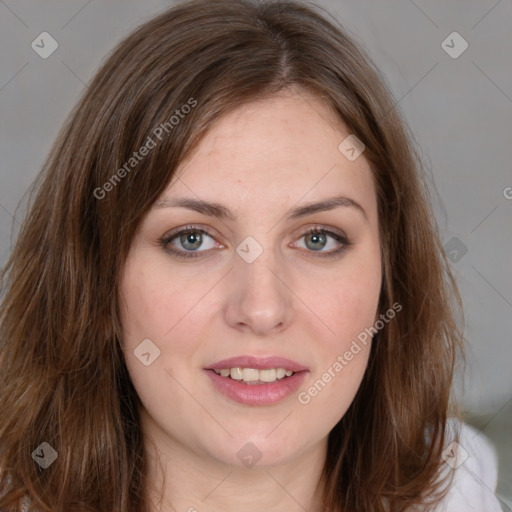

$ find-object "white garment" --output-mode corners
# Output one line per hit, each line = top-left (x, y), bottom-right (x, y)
(433, 419), (504, 511)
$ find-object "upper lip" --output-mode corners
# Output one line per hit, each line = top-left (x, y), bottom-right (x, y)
(205, 355), (309, 372)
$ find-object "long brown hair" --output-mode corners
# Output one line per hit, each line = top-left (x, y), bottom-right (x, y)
(0, 0), (465, 510)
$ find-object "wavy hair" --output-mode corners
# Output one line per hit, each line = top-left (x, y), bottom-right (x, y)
(0, 0), (464, 510)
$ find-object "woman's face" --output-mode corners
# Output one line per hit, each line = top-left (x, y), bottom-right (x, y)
(119, 89), (382, 469)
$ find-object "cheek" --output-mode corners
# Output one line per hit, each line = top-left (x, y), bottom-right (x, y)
(119, 257), (195, 347)
(299, 250), (380, 413)
(329, 286), (379, 348)
(319, 257), (381, 351)
(297, 273), (378, 418)
(119, 254), (208, 395)
(118, 259), (199, 414)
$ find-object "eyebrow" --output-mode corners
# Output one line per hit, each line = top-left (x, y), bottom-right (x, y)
(153, 195), (368, 222)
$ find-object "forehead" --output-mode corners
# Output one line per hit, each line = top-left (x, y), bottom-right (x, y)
(158, 90), (377, 223)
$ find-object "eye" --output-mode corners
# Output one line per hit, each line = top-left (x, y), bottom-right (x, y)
(158, 225), (351, 260)
(292, 227), (350, 258)
(159, 225), (221, 259)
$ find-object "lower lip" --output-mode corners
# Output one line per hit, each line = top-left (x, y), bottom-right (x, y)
(204, 369), (308, 406)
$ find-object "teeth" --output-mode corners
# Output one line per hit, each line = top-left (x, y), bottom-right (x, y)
(230, 368), (243, 380)
(212, 367), (295, 383)
(242, 368), (259, 382)
(259, 369), (276, 382)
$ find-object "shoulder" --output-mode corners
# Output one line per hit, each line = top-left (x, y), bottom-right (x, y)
(432, 418), (503, 512)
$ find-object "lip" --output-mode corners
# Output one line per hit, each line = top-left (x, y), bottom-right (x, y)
(205, 355), (309, 372)
(204, 368), (308, 406)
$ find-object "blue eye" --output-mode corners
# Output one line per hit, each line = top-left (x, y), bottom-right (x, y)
(159, 225), (218, 259)
(294, 228), (348, 256)
(158, 225), (350, 259)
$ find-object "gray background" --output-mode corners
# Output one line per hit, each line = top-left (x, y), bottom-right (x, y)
(1, 0), (511, 508)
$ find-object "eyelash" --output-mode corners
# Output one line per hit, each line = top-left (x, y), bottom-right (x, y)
(158, 224), (351, 260)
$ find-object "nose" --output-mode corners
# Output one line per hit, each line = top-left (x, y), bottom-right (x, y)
(224, 246), (293, 336)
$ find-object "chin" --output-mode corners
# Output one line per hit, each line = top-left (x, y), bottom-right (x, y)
(207, 431), (309, 470)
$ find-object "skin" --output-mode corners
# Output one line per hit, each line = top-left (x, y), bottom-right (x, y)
(119, 87), (382, 512)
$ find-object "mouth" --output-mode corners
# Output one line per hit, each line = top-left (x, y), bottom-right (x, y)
(204, 356), (309, 405)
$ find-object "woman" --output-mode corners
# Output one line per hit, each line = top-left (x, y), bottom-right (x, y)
(0, 0), (502, 510)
